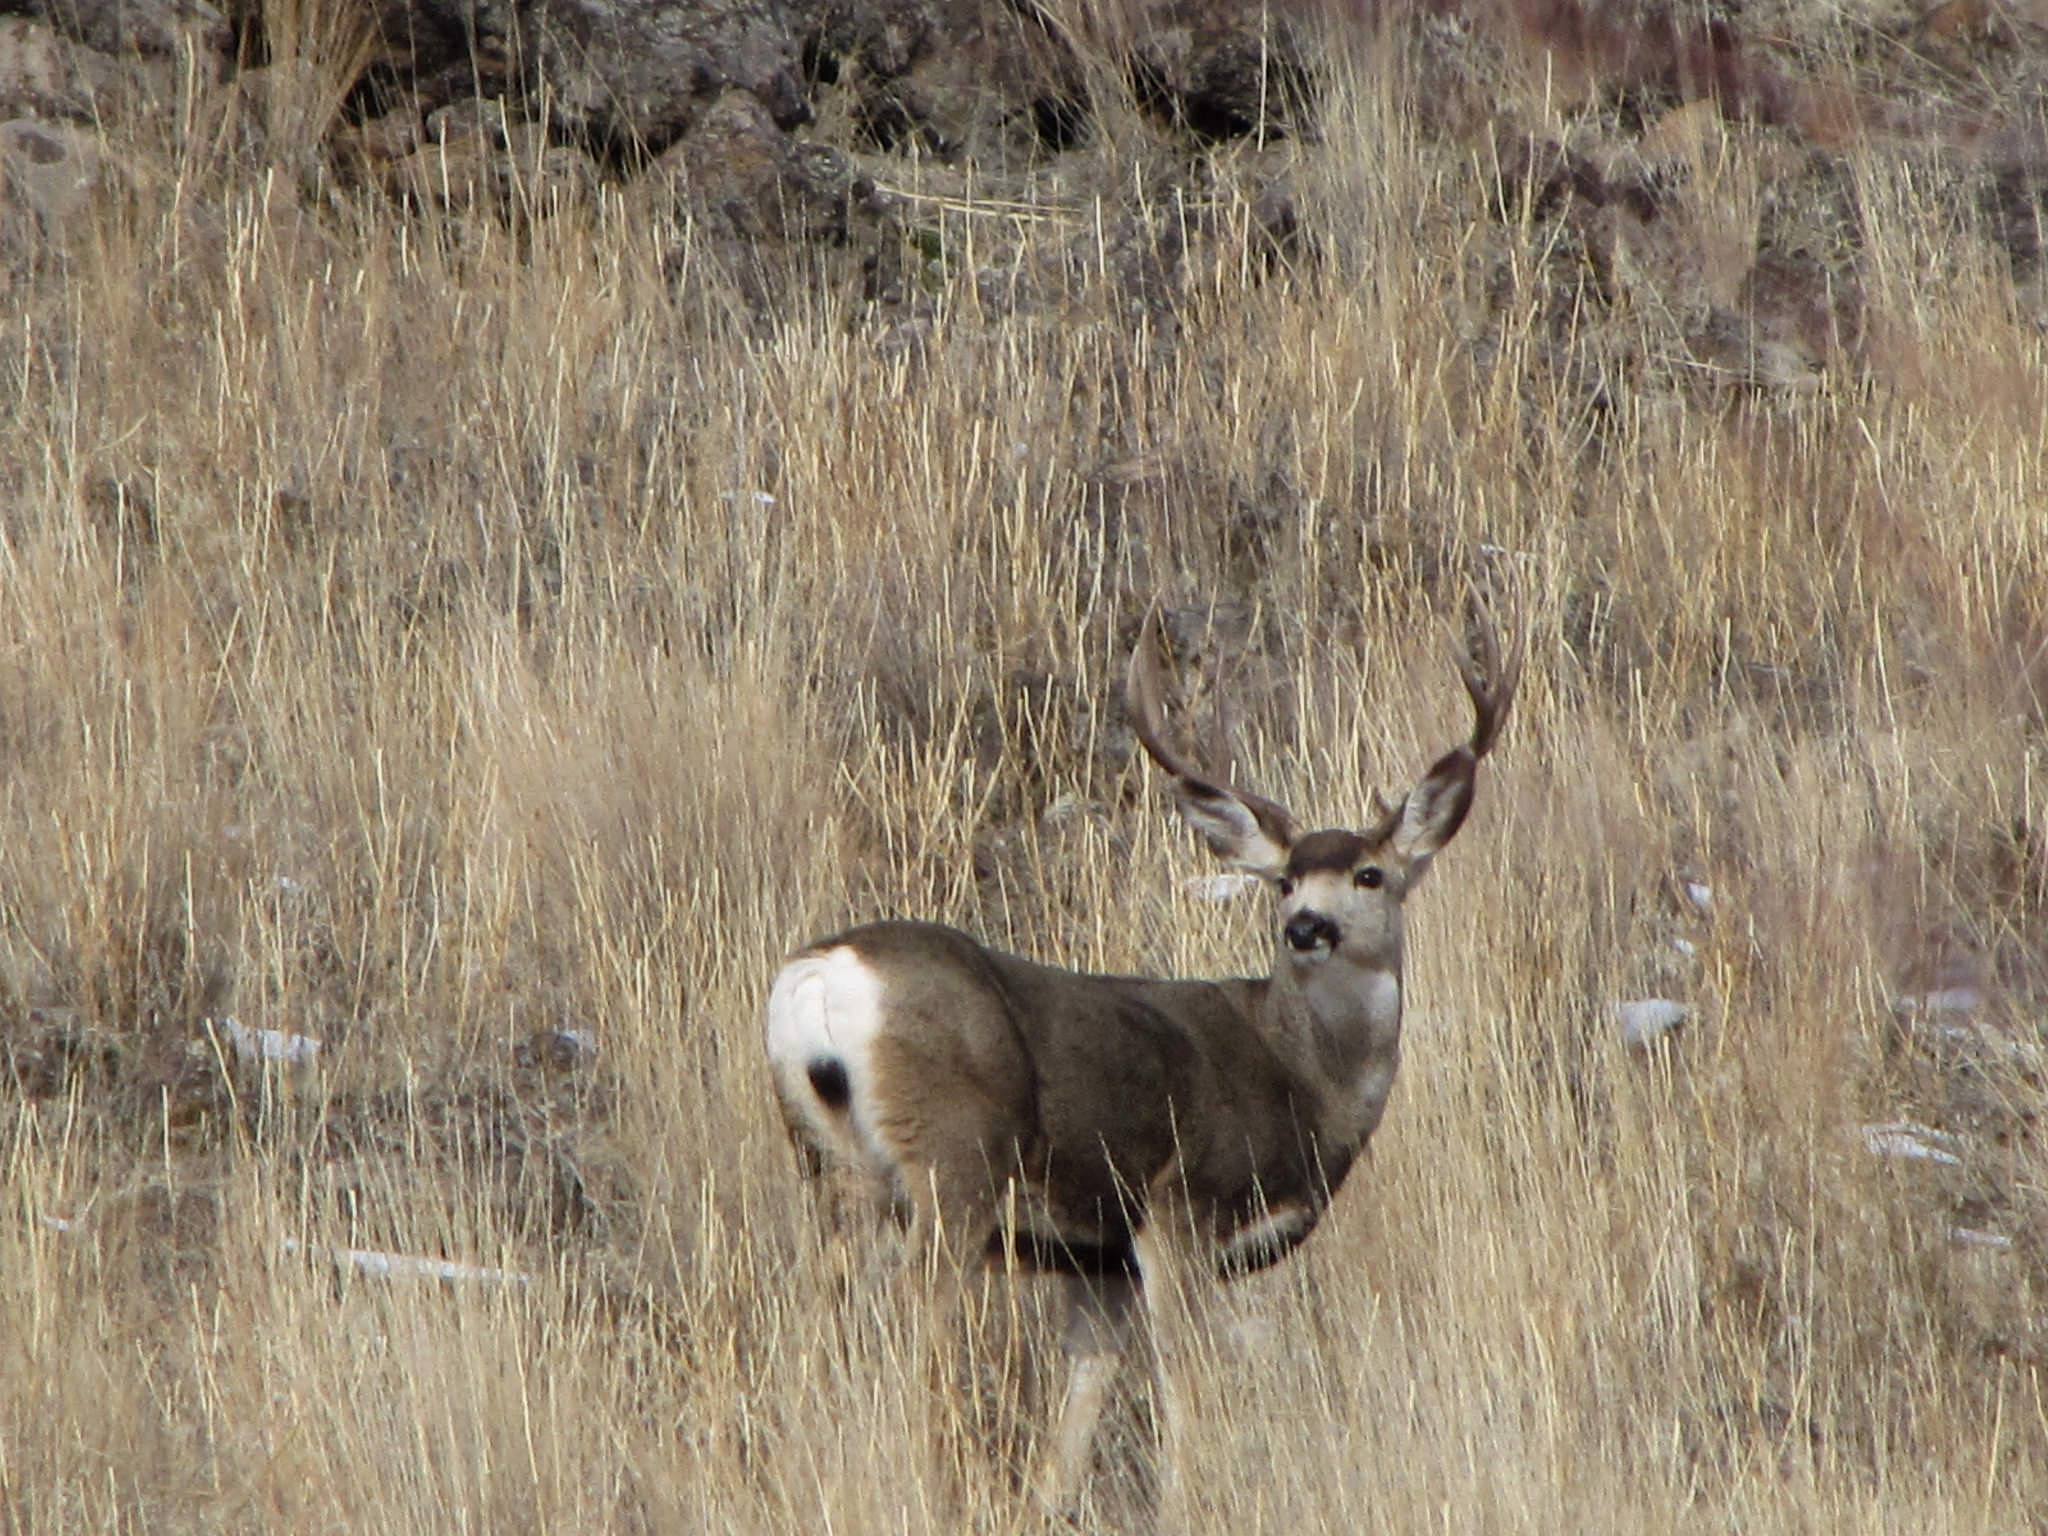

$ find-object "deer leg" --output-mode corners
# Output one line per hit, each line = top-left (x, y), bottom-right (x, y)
(1035, 1268), (1139, 1514)
(1133, 1197), (1224, 1532)
(898, 1166), (1011, 1502)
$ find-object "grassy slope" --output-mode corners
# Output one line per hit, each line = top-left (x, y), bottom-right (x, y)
(2, 15), (2046, 1532)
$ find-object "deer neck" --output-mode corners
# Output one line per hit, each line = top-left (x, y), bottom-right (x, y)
(1261, 951), (1405, 1151)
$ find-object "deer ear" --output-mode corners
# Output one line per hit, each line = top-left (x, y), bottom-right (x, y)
(1172, 777), (1294, 878)
(1388, 748), (1476, 880)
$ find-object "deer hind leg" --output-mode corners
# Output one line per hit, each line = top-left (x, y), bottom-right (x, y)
(893, 1161), (1028, 1508)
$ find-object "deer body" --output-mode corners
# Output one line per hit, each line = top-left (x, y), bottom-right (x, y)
(764, 607), (1519, 1511)
(767, 912), (1399, 1278)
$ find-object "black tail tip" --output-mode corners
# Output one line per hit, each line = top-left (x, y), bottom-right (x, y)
(806, 1056), (852, 1110)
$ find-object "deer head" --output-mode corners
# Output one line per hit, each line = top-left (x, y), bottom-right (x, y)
(1128, 600), (1522, 979)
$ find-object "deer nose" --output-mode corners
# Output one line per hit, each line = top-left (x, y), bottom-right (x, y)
(1284, 912), (1339, 953)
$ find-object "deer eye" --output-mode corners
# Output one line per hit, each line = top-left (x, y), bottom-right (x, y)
(1353, 866), (1385, 890)
(1276, 877), (1296, 898)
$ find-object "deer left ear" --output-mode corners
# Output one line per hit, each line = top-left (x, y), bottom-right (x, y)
(1389, 747), (1477, 878)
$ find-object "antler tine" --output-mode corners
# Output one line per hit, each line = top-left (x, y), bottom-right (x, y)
(1127, 607), (1299, 836)
(1455, 591), (1523, 760)
(1361, 786), (1404, 845)
(1126, 607), (1206, 786)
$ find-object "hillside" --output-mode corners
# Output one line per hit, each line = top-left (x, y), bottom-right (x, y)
(3, 1), (2046, 1529)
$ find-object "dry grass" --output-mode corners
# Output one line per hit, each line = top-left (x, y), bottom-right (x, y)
(3, 14), (2047, 1532)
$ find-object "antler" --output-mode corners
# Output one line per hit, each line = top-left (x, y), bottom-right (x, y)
(1360, 592), (1521, 847)
(1126, 608), (1208, 787)
(1128, 609), (1300, 858)
(1454, 594), (1522, 761)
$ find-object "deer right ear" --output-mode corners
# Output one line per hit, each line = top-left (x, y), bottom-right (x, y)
(1170, 778), (1293, 878)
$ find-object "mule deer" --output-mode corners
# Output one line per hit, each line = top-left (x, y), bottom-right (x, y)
(764, 604), (1520, 1509)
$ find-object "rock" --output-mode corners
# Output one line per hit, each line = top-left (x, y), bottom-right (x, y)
(1613, 998), (1689, 1049)
(25, 0), (232, 58)
(0, 116), (100, 228)
(491, 0), (809, 151)
(0, 16), (122, 120)
(1129, 6), (1314, 142)
(384, 124), (598, 217)
(1860, 1121), (1964, 1166)
(646, 86), (878, 244)
(214, 1016), (322, 1070)
(515, 1028), (600, 1071)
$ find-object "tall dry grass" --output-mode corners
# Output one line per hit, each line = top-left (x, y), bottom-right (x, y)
(2, 13), (2046, 1532)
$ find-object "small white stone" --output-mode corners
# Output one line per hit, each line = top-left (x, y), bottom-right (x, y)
(1475, 543), (1536, 565)
(1892, 987), (1985, 1020)
(1682, 880), (1713, 915)
(1613, 999), (1689, 1048)
(217, 1016), (321, 1069)
(1184, 872), (1265, 904)
(1861, 1122), (1963, 1167)
(1950, 1227), (2012, 1252)
(283, 1238), (529, 1288)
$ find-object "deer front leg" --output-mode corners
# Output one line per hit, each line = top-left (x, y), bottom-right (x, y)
(1132, 1187), (1236, 1533)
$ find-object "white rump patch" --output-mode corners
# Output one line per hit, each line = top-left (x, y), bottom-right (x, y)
(764, 946), (888, 1163)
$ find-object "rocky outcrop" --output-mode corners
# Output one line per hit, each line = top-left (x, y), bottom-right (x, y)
(481, 0), (811, 150)
(1126, 4), (1314, 141)
(644, 85), (871, 242)
(337, 1), (1318, 165)
(0, 114), (100, 226)
(798, 1), (1311, 163)
(8, 0), (231, 57)
(3, 0), (2044, 366)
(0, 15), (125, 119)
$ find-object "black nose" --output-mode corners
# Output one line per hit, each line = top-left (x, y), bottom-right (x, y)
(1284, 912), (1339, 953)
